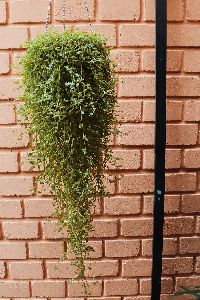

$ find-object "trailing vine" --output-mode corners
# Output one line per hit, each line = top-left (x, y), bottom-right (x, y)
(19, 30), (116, 279)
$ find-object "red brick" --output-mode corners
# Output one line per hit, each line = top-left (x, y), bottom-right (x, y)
(142, 50), (182, 72)
(89, 220), (118, 238)
(118, 125), (154, 146)
(119, 174), (154, 194)
(104, 196), (141, 215)
(0, 264), (5, 279)
(119, 76), (154, 97)
(119, 25), (154, 47)
(143, 195), (180, 215)
(0, 242), (26, 259)
(0, 103), (15, 124)
(163, 257), (193, 275)
(184, 51), (200, 72)
(32, 281), (65, 297)
(180, 237), (200, 254)
(3, 220), (38, 239)
(0, 126), (29, 148)
(104, 279), (138, 296)
(0, 176), (33, 196)
(196, 258), (200, 273)
(0, 53), (10, 74)
(109, 150), (141, 170)
(98, 0), (140, 20)
(10, 0), (48, 23)
(0, 27), (28, 49)
(116, 100), (142, 123)
(55, 0), (94, 21)
(166, 173), (197, 192)
(184, 149), (200, 168)
(175, 276), (200, 291)
(24, 198), (54, 218)
(187, 0), (200, 20)
(68, 280), (102, 297)
(140, 277), (173, 295)
(74, 24), (116, 47)
(181, 194), (200, 213)
(0, 199), (22, 218)
(122, 259), (152, 277)
(68, 241), (103, 259)
(42, 221), (67, 239)
(197, 217), (200, 233)
(0, 281), (30, 297)
(164, 216), (194, 235)
(168, 24), (200, 47)
(143, 149), (181, 170)
(30, 24), (73, 39)
(20, 152), (40, 172)
(29, 241), (63, 258)
(110, 50), (140, 73)
(105, 240), (140, 258)
(0, 152), (18, 172)
(143, 100), (183, 122)
(0, 78), (23, 100)
(185, 100), (200, 121)
(121, 218), (153, 237)
(0, 1), (6, 23)
(167, 76), (200, 97)
(142, 238), (178, 257)
(8, 261), (43, 279)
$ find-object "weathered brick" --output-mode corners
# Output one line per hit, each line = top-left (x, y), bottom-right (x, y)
(181, 194), (200, 213)
(180, 237), (200, 254)
(116, 100), (142, 123)
(0, 1), (7, 23)
(167, 76), (200, 97)
(0, 152), (18, 172)
(142, 50), (182, 72)
(164, 216), (194, 235)
(140, 277), (173, 295)
(42, 221), (67, 239)
(184, 51), (200, 72)
(119, 174), (154, 194)
(0, 27), (28, 49)
(168, 24), (200, 47)
(122, 259), (152, 277)
(0, 281), (30, 297)
(121, 218), (153, 237)
(187, 0), (200, 20)
(0, 263), (5, 279)
(185, 100), (200, 121)
(0, 126), (29, 148)
(184, 149), (200, 168)
(143, 149), (181, 170)
(117, 125), (154, 146)
(55, 0), (95, 21)
(105, 240), (140, 258)
(20, 152), (39, 172)
(0, 176), (33, 196)
(29, 241), (63, 258)
(104, 279), (138, 296)
(104, 196), (141, 215)
(0, 103), (15, 124)
(32, 281), (65, 297)
(10, 0), (48, 23)
(0, 78), (23, 100)
(163, 257), (193, 275)
(142, 238), (178, 257)
(144, 0), (184, 21)
(0, 242), (26, 259)
(68, 280), (102, 297)
(98, 0), (140, 21)
(143, 195), (180, 215)
(89, 220), (118, 238)
(109, 150), (141, 170)
(166, 173), (197, 192)
(119, 25), (154, 47)
(110, 50), (140, 73)
(24, 198), (54, 218)
(0, 199), (22, 218)
(8, 261), (43, 279)
(119, 76), (154, 97)
(176, 276), (200, 291)
(0, 53), (10, 74)
(3, 221), (38, 239)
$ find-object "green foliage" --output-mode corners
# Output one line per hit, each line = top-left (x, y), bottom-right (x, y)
(175, 286), (200, 299)
(19, 30), (116, 279)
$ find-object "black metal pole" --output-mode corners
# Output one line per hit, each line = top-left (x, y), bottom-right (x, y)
(150, 0), (167, 299)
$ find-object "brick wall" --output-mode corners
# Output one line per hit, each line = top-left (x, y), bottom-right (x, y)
(0, 0), (200, 298)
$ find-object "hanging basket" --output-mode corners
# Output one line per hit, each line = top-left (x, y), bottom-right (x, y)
(19, 30), (116, 279)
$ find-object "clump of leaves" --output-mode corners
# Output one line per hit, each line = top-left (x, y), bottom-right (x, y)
(19, 30), (116, 279)
(175, 286), (200, 299)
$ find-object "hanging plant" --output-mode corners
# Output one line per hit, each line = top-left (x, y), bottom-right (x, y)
(19, 30), (116, 279)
